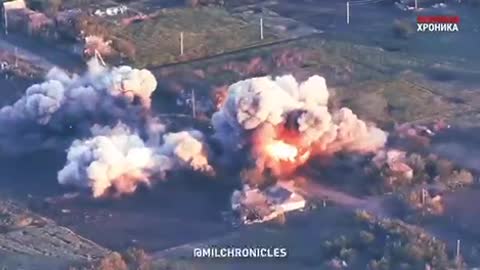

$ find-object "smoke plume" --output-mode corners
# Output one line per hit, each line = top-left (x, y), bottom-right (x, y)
(58, 123), (213, 197)
(0, 59), (157, 152)
(212, 74), (387, 177)
(1, 59), (389, 198)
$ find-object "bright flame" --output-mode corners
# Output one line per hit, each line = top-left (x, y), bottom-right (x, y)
(299, 150), (311, 163)
(265, 140), (298, 162)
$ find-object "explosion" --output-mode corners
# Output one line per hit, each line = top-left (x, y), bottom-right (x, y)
(0, 59), (157, 152)
(265, 140), (298, 162)
(58, 123), (212, 198)
(213, 74), (387, 179)
(0, 60), (388, 198)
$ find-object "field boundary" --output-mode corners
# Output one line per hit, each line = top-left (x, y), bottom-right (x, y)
(147, 33), (322, 71)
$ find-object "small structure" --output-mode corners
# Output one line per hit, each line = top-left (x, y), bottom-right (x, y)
(83, 35), (113, 58)
(2, 0), (26, 11)
(373, 149), (414, 180)
(94, 5), (128, 17)
(4, 6), (54, 38)
(231, 181), (306, 225)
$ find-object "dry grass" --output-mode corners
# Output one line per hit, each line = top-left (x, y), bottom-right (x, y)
(339, 79), (462, 125)
(106, 7), (277, 67)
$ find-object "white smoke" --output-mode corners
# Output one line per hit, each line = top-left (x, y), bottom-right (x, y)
(212, 74), (387, 168)
(160, 131), (213, 173)
(0, 59), (157, 152)
(329, 108), (388, 153)
(58, 123), (212, 197)
(212, 75), (328, 132)
(2, 63), (388, 198)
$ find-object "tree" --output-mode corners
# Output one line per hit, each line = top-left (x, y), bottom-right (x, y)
(96, 252), (128, 270)
(123, 247), (153, 270)
(445, 169), (474, 188)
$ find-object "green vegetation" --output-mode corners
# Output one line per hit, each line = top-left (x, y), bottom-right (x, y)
(152, 35), (476, 125)
(69, 247), (204, 270)
(98, 8), (276, 67)
(336, 77), (469, 125)
(378, 153), (474, 193)
(320, 211), (462, 269)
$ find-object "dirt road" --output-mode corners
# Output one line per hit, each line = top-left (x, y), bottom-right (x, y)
(294, 177), (390, 218)
(0, 33), (84, 73)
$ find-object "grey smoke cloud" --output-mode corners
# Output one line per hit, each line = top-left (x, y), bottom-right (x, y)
(0, 59), (157, 152)
(212, 74), (387, 173)
(58, 123), (213, 197)
(0, 60), (389, 198)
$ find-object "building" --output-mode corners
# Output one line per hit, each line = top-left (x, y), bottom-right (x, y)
(93, 5), (128, 17)
(265, 181), (306, 212)
(373, 149), (414, 180)
(2, 0), (27, 11)
(1, 0), (27, 30)
(231, 181), (306, 225)
(6, 8), (54, 36)
(1, 0), (55, 38)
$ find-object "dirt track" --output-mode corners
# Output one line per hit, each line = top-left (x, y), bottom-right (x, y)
(294, 177), (389, 217)
(0, 33), (84, 73)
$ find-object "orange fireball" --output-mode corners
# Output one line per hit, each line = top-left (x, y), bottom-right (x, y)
(298, 149), (311, 163)
(265, 140), (299, 162)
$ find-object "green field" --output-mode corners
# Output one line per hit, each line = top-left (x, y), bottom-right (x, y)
(105, 7), (277, 68)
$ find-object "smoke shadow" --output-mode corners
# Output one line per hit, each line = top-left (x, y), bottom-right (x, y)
(30, 169), (237, 252)
(0, 150), (66, 197)
(430, 127), (480, 173)
(298, 153), (384, 197)
(0, 144), (237, 253)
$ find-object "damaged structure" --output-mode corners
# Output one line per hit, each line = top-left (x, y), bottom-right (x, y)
(231, 181), (306, 225)
(373, 149), (414, 181)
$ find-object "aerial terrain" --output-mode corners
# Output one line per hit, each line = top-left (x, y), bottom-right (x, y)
(0, 0), (480, 269)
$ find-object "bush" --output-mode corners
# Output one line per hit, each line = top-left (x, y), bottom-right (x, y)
(443, 169), (474, 188)
(431, 158), (453, 178)
(407, 153), (426, 174)
(73, 248), (155, 270)
(123, 247), (153, 270)
(96, 252), (128, 270)
(321, 214), (460, 269)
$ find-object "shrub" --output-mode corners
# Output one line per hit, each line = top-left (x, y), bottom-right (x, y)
(96, 252), (128, 270)
(123, 247), (153, 270)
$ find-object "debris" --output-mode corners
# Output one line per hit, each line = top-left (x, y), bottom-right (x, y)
(373, 149), (414, 180)
(231, 181), (306, 224)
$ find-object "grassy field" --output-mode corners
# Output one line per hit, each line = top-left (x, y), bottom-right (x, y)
(104, 7), (277, 68)
(160, 35), (470, 125)
(147, 208), (461, 270)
